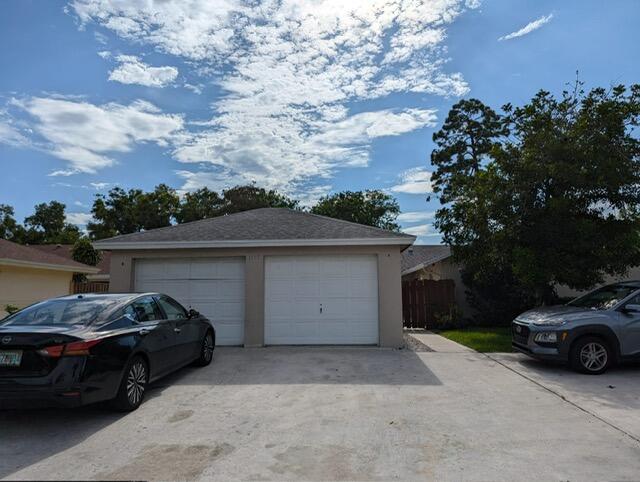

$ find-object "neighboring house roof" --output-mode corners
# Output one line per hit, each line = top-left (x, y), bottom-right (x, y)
(31, 244), (111, 277)
(401, 245), (451, 275)
(0, 239), (100, 274)
(93, 208), (416, 250)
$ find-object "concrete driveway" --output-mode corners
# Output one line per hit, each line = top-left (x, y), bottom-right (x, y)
(2, 341), (640, 481)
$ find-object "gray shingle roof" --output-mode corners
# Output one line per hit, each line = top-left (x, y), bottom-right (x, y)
(401, 245), (451, 273)
(94, 208), (415, 248)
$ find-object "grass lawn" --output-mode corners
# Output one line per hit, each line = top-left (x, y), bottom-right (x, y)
(438, 326), (512, 353)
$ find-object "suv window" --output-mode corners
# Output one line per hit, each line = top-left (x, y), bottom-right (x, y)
(131, 296), (163, 322)
(156, 296), (188, 321)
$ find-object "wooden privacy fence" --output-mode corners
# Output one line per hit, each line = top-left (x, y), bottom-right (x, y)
(402, 279), (455, 329)
(72, 280), (110, 294)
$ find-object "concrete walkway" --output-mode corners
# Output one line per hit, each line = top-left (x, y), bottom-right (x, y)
(405, 330), (474, 352)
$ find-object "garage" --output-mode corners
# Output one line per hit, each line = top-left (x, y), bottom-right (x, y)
(265, 255), (379, 345)
(96, 208), (414, 348)
(134, 257), (245, 345)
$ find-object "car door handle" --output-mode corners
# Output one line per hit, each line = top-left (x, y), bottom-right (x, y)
(139, 328), (151, 336)
(174, 327), (181, 333)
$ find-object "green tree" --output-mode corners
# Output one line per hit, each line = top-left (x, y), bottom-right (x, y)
(311, 190), (400, 231)
(88, 184), (179, 239)
(431, 83), (640, 324)
(175, 187), (224, 223)
(219, 185), (299, 214)
(0, 204), (25, 242)
(23, 201), (81, 244)
(71, 237), (102, 282)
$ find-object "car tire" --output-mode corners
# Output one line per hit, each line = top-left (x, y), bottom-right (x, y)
(570, 336), (612, 375)
(112, 356), (149, 411)
(193, 329), (215, 367)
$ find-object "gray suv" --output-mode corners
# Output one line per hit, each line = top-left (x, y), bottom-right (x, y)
(512, 281), (640, 374)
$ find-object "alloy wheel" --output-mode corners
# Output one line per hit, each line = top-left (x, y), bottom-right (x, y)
(126, 361), (147, 406)
(203, 332), (214, 362)
(579, 342), (608, 372)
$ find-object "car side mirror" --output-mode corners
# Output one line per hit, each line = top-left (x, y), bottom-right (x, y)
(623, 303), (640, 314)
(187, 308), (200, 319)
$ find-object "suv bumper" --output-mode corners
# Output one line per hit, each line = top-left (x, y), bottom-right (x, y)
(512, 321), (570, 362)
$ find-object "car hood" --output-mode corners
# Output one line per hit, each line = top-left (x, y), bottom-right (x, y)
(515, 305), (606, 326)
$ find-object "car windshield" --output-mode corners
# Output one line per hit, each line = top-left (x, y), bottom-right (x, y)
(0, 298), (122, 327)
(567, 284), (640, 310)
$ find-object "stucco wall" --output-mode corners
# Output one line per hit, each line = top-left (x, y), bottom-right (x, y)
(0, 265), (73, 316)
(108, 245), (405, 348)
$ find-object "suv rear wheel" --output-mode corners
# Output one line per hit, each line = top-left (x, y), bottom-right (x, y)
(570, 336), (612, 375)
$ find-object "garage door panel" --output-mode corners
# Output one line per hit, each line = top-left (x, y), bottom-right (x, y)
(135, 261), (164, 280)
(350, 277), (378, 298)
(348, 257), (377, 275)
(217, 260), (245, 278)
(135, 257), (245, 346)
(320, 259), (348, 276)
(294, 279), (320, 298)
(189, 259), (218, 279)
(318, 278), (348, 298)
(266, 279), (295, 299)
(265, 255), (378, 345)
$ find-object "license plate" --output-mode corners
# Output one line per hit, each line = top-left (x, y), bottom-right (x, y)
(0, 350), (22, 367)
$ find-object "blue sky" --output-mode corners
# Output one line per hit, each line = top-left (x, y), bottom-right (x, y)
(1, 0), (638, 243)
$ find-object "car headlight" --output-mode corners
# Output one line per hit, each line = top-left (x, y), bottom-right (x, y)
(534, 332), (558, 343)
(532, 319), (566, 327)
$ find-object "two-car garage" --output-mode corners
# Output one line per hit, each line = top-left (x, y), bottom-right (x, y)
(96, 208), (414, 348)
(134, 254), (379, 346)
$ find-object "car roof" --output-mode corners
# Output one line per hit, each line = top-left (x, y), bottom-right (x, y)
(54, 292), (160, 302)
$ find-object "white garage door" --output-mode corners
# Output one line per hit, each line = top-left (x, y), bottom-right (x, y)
(265, 255), (379, 345)
(134, 258), (245, 346)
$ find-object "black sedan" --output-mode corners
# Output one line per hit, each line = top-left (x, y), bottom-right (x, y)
(0, 293), (215, 411)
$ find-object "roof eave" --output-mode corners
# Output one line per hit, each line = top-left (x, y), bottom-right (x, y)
(0, 258), (101, 274)
(94, 237), (416, 250)
(401, 253), (452, 276)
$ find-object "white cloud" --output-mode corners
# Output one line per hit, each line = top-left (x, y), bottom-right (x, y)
(498, 14), (553, 41)
(391, 167), (433, 194)
(398, 210), (436, 223)
(14, 97), (183, 174)
(402, 224), (431, 236)
(66, 212), (93, 225)
(0, 119), (29, 148)
(70, 0), (475, 193)
(108, 55), (178, 87)
(402, 222), (443, 243)
(89, 182), (111, 190)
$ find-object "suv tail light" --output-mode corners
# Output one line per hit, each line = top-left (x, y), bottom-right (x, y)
(38, 339), (103, 358)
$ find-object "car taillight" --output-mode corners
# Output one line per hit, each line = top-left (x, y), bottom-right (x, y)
(38, 339), (103, 358)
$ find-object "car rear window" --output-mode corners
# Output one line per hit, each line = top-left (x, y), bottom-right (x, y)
(1, 298), (122, 327)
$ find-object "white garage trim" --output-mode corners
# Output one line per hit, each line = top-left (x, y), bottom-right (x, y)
(264, 255), (379, 345)
(94, 237), (413, 250)
(134, 258), (245, 346)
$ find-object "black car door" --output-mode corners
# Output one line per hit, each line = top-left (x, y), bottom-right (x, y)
(155, 295), (201, 364)
(130, 296), (179, 377)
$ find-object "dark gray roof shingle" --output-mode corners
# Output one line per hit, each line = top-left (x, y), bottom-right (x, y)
(401, 245), (451, 272)
(95, 208), (415, 246)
